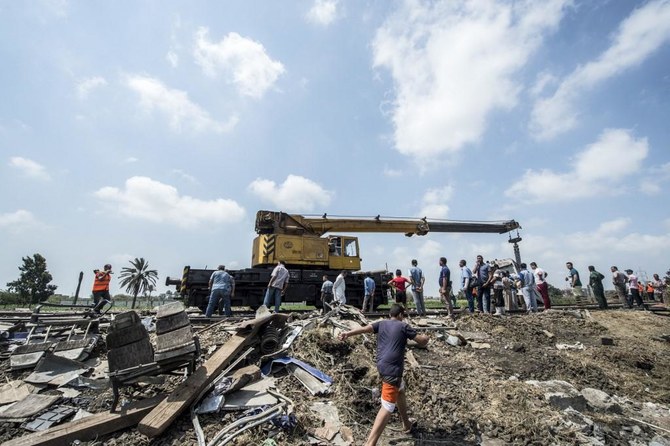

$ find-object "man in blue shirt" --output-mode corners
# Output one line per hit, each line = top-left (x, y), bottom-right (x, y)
(339, 304), (429, 445)
(205, 265), (235, 317)
(439, 257), (453, 317)
(518, 263), (537, 313)
(362, 272), (376, 313)
(409, 259), (426, 316)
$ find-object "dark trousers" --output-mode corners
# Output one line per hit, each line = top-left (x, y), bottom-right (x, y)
(630, 289), (644, 307)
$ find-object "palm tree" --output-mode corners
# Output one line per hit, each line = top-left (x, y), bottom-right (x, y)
(118, 258), (158, 309)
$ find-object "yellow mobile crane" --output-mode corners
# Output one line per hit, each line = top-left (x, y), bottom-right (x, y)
(168, 210), (522, 311)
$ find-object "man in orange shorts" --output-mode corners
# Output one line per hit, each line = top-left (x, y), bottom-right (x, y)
(339, 304), (429, 445)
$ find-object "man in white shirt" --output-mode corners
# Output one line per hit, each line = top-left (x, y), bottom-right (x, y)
(333, 270), (347, 305)
(263, 261), (289, 312)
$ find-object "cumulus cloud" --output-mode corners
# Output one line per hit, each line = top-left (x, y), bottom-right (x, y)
(418, 185), (453, 219)
(194, 28), (285, 99)
(530, 0), (670, 139)
(248, 175), (333, 212)
(76, 76), (107, 99)
(94, 176), (245, 228)
(0, 210), (39, 231)
(505, 129), (648, 203)
(372, 0), (570, 157)
(125, 74), (238, 133)
(9, 156), (50, 180)
(306, 0), (339, 26)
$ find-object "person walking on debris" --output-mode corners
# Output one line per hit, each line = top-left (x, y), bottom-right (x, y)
(518, 263), (537, 313)
(321, 275), (334, 313)
(459, 259), (475, 313)
(333, 270), (347, 305)
(438, 257), (454, 317)
(473, 255), (493, 313)
(651, 273), (665, 302)
(91, 264), (113, 316)
(625, 269), (644, 308)
(388, 270), (411, 305)
(205, 265), (235, 317)
(409, 259), (426, 316)
(565, 262), (583, 300)
(611, 266), (629, 308)
(363, 272), (376, 313)
(530, 262), (550, 309)
(339, 304), (429, 445)
(588, 266), (608, 310)
(263, 260), (289, 313)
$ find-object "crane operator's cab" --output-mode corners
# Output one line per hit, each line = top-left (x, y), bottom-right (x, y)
(251, 233), (361, 271)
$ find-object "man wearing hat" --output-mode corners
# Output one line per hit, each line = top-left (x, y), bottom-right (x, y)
(625, 269), (644, 308)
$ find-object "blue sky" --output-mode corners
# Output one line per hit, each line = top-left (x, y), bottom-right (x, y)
(1, 0), (669, 297)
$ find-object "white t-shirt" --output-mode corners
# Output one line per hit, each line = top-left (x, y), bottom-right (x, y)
(333, 274), (346, 304)
(533, 267), (547, 284)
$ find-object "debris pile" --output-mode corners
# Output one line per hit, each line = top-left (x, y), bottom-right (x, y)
(0, 302), (669, 445)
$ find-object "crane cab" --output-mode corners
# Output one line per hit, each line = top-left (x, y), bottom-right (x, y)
(252, 233), (361, 271)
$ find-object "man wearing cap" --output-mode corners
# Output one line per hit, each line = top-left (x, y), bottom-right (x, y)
(91, 264), (113, 315)
(339, 304), (429, 445)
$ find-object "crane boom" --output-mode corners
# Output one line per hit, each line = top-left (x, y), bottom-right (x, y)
(255, 210), (520, 237)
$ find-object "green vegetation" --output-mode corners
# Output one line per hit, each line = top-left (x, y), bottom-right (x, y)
(6, 253), (57, 305)
(118, 258), (159, 309)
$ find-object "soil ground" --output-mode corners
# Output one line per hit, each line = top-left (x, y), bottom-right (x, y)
(1, 308), (669, 445)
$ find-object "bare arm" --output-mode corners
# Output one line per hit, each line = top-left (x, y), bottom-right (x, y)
(339, 324), (374, 341)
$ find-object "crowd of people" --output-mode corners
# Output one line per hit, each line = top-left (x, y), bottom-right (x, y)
(382, 257), (667, 316)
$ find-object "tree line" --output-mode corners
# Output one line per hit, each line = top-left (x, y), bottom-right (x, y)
(2, 253), (158, 309)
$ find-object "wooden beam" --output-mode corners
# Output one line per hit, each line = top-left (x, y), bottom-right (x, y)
(137, 313), (284, 438)
(4, 396), (163, 446)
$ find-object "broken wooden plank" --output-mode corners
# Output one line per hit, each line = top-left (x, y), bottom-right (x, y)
(3, 396), (163, 446)
(137, 313), (284, 437)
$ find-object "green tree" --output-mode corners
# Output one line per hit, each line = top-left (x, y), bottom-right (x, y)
(118, 257), (158, 309)
(6, 254), (58, 305)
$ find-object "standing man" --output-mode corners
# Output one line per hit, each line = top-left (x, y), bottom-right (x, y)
(408, 259), (426, 316)
(530, 262), (550, 310)
(91, 264), (113, 316)
(205, 265), (235, 317)
(587, 266), (608, 310)
(263, 261), (289, 313)
(321, 275), (334, 313)
(652, 273), (665, 302)
(625, 269), (644, 307)
(388, 270), (411, 305)
(333, 270), (347, 305)
(473, 255), (493, 313)
(565, 262), (583, 300)
(339, 304), (429, 445)
(459, 259), (474, 313)
(362, 272), (376, 313)
(611, 266), (629, 308)
(439, 257), (453, 317)
(518, 263), (537, 313)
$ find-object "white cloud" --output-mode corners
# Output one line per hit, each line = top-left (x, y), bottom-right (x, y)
(194, 28), (285, 99)
(124, 157), (139, 164)
(306, 0), (339, 26)
(248, 175), (333, 212)
(171, 169), (197, 184)
(505, 129), (648, 203)
(76, 76), (107, 99)
(383, 166), (403, 177)
(94, 176), (245, 228)
(372, 0), (570, 157)
(166, 51), (179, 68)
(125, 74), (238, 133)
(0, 210), (39, 231)
(9, 156), (50, 180)
(530, 0), (670, 139)
(418, 185), (453, 219)
(639, 179), (660, 195)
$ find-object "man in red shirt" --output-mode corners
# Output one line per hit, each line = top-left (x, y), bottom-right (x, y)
(388, 269), (411, 305)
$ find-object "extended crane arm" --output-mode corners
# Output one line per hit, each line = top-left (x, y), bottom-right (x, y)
(255, 210), (520, 237)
